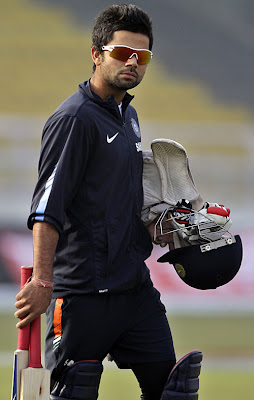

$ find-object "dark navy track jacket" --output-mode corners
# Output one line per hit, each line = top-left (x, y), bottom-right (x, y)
(28, 80), (153, 297)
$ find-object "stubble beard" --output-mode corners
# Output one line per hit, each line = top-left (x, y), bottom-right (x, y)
(102, 66), (143, 91)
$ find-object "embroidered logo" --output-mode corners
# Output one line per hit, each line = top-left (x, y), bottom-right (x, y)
(175, 263), (186, 278)
(131, 118), (141, 138)
(107, 132), (119, 143)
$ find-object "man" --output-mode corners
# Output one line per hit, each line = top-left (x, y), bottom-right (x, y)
(14, 5), (201, 400)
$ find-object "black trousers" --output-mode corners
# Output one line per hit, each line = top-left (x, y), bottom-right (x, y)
(45, 280), (176, 398)
(131, 360), (176, 400)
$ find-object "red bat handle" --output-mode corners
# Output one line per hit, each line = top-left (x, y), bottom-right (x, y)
(17, 266), (33, 351)
(29, 315), (43, 368)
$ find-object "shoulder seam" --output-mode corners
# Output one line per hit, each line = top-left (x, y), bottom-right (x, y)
(45, 97), (92, 129)
(75, 95), (90, 118)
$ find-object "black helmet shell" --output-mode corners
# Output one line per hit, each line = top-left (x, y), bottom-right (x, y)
(157, 235), (243, 290)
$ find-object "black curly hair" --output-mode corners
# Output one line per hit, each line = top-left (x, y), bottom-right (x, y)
(92, 4), (153, 71)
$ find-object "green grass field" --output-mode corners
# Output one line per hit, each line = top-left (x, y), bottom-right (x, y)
(1, 312), (253, 399)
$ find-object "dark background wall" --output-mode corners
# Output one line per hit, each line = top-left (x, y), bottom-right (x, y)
(34, 0), (254, 110)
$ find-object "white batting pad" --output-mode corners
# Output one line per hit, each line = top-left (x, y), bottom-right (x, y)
(151, 139), (203, 209)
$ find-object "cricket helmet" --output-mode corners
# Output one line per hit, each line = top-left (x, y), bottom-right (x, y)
(156, 200), (243, 290)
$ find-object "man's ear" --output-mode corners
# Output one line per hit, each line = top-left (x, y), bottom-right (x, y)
(91, 46), (102, 68)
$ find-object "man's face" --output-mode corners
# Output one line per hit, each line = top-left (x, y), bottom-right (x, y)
(100, 30), (150, 91)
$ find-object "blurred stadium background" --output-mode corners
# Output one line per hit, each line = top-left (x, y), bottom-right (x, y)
(0, 0), (254, 398)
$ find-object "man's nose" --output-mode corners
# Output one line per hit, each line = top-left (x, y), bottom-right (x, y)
(125, 53), (138, 67)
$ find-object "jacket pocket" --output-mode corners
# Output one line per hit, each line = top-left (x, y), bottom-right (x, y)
(132, 216), (153, 260)
(93, 218), (132, 278)
(92, 223), (110, 277)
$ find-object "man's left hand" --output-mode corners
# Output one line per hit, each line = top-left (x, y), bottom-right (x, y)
(146, 220), (174, 248)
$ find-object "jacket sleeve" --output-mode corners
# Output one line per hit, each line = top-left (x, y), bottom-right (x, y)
(27, 115), (92, 233)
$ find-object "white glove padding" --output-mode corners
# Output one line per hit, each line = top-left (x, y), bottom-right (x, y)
(151, 139), (203, 209)
(195, 202), (232, 228)
(142, 139), (203, 225)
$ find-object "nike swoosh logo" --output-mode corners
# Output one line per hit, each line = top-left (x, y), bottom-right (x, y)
(107, 132), (119, 143)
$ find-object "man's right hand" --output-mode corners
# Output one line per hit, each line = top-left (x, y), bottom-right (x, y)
(14, 278), (52, 329)
(14, 220), (59, 329)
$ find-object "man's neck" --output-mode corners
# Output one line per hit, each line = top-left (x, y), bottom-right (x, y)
(90, 74), (126, 105)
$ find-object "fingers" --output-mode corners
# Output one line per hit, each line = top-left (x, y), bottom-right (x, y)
(15, 311), (38, 329)
(14, 281), (52, 329)
(15, 290), (22, 302)
(14, 302), (37, 320)
(16, 318), (30, 329)
(14, 295), (40, 329)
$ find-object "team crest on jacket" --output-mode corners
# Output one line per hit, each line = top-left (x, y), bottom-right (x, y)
(131, 118), (141, 138)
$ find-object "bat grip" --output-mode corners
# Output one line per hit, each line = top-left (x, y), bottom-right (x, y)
(29, 315), (43, 368)
(17, 266), (33, 350)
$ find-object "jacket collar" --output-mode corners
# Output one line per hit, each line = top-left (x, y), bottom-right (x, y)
(79, 80), (134, 119)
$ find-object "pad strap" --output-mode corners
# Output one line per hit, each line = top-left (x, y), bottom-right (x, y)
(161, 351), (203, 400)
(51, 360), (103, 400)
